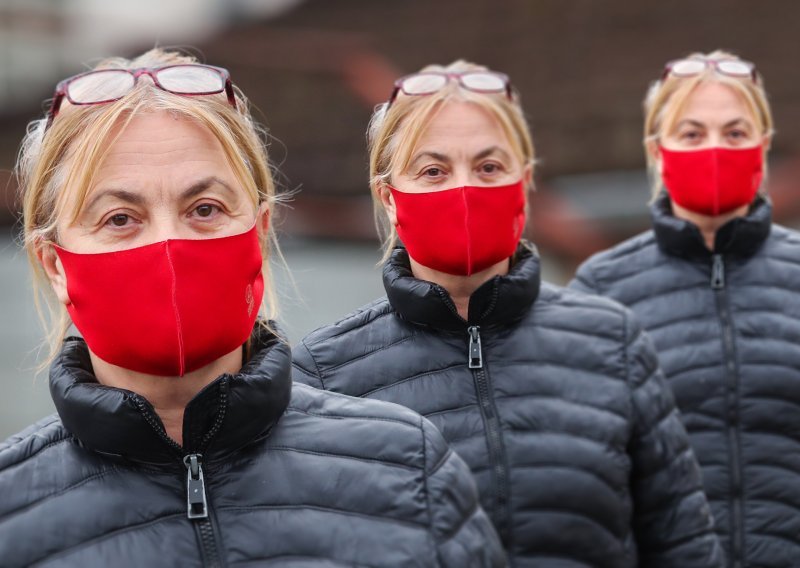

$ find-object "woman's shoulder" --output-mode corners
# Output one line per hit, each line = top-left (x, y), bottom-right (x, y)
(299, 296), (398, 347)
(764, 223), (800, 258)
(277, 382), (441, 472)
(0, 414), (105, 524)
(536, 281), (632, 328)
(570, 229), (660, 293)
(285, 382), (423, 429)
(292, 296), (412, 384)
(0, 414), (71, 471)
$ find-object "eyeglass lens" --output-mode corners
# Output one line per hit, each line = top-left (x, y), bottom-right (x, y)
(669, 59), (753, 78)
(66, 66), (226, 105)
(156, 66), (225, 94)
(68, 70), (135, 104)
(460, 72), (507, 92)
(402, 74), (449, 95)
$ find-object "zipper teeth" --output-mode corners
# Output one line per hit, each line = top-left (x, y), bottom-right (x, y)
(479, 371), (510, 540)
(133, 396), (183, 455)
(434, 286), (467, 323)
(469, 329), (511, 546)
(197, 518), (221, 567)
(199, 378), (229, 453)
(712, 258), (745, 564)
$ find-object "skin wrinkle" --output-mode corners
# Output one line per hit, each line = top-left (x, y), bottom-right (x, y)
(655, 82), (770, 250)
(381, 101), (531, 320)
(38, 111), (266, 446)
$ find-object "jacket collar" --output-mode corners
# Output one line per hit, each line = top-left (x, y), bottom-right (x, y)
(383, 242), (541, 332)
(49, 324), (292, 466)
(651, 192), (772, 261)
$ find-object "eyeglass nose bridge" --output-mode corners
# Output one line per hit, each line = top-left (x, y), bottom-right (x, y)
(388, 71), (512, 107)
(129, 67), (159, 85)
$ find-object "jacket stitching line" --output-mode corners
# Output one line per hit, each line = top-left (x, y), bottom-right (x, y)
(0, 466), (121, 525)
(264, 446), (419, 472)
(303, 307), (394, 347)
(217, 504), (428, 529)
(361, 363), (463, 398)
(284, 407), (419, 429)
(304, 342), (325, 388)
(29, 512), (185, 565)
(419, 416), (438, 561)
(0, 427), (69, 464)
(322, 333), (418, 374)
(436, 500), (480, 545)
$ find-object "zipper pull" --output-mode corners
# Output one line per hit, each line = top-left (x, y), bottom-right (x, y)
(711, 254), (725, 289)
(468, 326), (483, 369)
(184, 453), (208, 519)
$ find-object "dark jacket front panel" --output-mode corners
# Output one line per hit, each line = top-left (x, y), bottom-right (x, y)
(293, 246), (722, 568)
(0, 331), (504, 568)
(570, 196), (800, 568)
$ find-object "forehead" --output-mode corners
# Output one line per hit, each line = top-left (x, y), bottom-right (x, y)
(675, 81), (756, 122)
(415, 100), (510, 151)
(95, 111), (229, 174)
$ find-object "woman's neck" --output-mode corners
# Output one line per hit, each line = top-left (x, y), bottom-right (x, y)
(409, 257), (511, 321)
(671, 202), (750, 251)
(89, 346), (243, 446)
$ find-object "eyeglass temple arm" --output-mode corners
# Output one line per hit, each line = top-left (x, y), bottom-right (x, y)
(224, 80), (236, 108)
(387, 86), (401, 107)
(45, 92), (65, 130)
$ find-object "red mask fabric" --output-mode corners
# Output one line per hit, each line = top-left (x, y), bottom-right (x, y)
(660, 145), (763, 216)
(54, 225), (264, 377)
(390, 180), (526, 276)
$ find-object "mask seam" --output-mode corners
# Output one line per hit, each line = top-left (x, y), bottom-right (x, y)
(713, 149), (720, 215)
(164, 241), (185, 376)
(461, 187), (471, 275)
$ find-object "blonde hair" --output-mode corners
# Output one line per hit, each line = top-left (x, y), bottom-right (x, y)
(17, 48), (282, 369)
(643, 50), (774, 198)
(367, 60), (535, 260)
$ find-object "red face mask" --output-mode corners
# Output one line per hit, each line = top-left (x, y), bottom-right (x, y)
(660, 145), (763, 216)
(54, 225), (264, 377)
(390, 180), (526, 276)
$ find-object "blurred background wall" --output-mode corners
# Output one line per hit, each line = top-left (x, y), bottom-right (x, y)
(2, 0), (799, 438)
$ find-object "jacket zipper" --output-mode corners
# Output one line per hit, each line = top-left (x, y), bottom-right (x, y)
(711, 254), (744, 568)
(467, 326), (512, 549)
(134, 384), (228, 568)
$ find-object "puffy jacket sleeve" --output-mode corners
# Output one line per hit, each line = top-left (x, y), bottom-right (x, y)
(421, 417), (506, 567)
(624, 313), (723, 567)
(568, 258), (601, 295)
(291, 341), (325, 389)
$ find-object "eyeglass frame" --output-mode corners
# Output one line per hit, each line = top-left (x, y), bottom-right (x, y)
(45, 64), (237, 130)
(661, 58), (759, 83)
(387, 71), (514, 107)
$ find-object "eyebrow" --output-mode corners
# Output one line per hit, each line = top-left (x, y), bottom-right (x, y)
(473, 146), (511, 161)
(180, 176), (238, 201)
(408, 146), (512, 169)
(408, 151), (451, 170)
(83, 189), (144, 214)
(83, 176), (238, 215)
(676, 118), (754, 130)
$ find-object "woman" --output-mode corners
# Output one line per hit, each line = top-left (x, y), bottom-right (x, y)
(0, 49), (505, 567)
(292, 62), (722, 566)
(570, 51), (800, 567)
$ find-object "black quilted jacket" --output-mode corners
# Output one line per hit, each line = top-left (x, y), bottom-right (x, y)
(293, 244), (723, 567)
(0, 327), (504, 567)
(570, 194), (800, 568)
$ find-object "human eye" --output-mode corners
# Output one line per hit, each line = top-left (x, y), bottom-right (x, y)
(189, 202), (223, 220)
(421, 166), (445, 178)
(679, 129), (702, 143)
(478, 161), (505, 175)
(102, 211), (139, 230)
(727, 129), (749, 142)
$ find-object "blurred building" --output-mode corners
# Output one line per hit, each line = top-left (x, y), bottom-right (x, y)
(2, 0), (800, 263)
